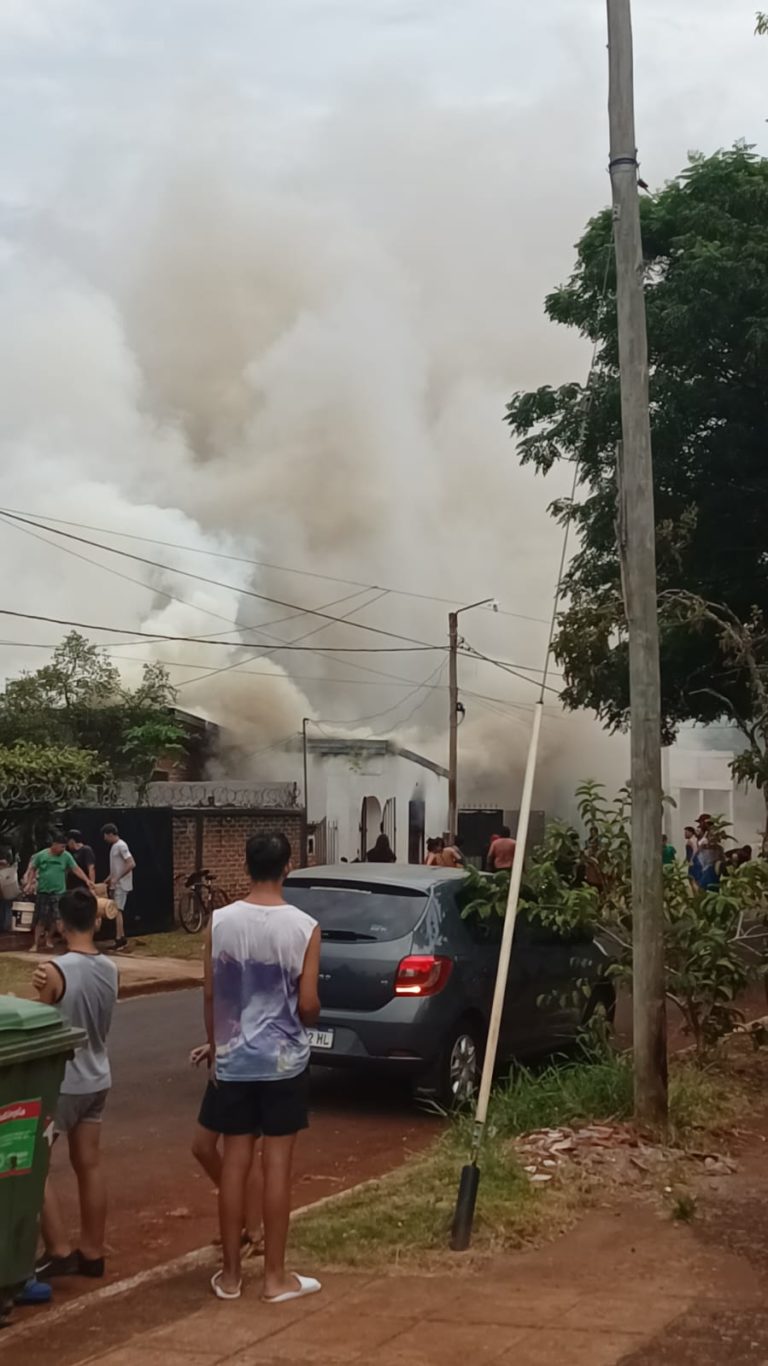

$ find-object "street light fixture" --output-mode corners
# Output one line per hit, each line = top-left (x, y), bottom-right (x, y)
(448, 597), (498, 839)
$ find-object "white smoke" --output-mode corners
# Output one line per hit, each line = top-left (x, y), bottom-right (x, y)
(1, 21), (761, 816)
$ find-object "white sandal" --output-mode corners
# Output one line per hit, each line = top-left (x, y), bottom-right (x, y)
(211, 1270), (242, 1300)
(263, 1273), (322, 1304)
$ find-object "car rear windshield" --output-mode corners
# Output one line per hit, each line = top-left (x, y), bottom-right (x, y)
(286, 882), (428, 943)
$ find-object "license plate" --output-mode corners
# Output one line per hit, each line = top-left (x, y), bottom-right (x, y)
(308, 1027), (335, 1050)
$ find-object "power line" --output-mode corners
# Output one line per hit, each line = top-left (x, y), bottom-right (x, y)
(0, 505), (550, 627)
(312, 658), (448, 730)
(0, 510), (449, 652)
(174, 589), (390, 692)
(0, 609), (442, 653)
(461, 642), (562, 695)
(0, 510), (394, 681)
(0, 510), (561, 694)
(0, 638), (566, 719)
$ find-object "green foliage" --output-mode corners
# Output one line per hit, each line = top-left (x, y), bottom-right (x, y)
(486, 1053), (740, 1144)
(291, 1131), (542, 1266)
(757, 12), (768, 36)
(671, 1192), (697, 1222)
(290, 1052), (742, 1266)
(506, 148), (768, 774)
(462, 782), (768, 1057)
(0, 631), (188, 794)
(0, 741), (111, 813)
(122, 718), (186, 803)
(486, 1055), (634, 1137)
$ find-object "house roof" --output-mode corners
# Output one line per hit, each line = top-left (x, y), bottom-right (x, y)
(303, 735), (448, 780)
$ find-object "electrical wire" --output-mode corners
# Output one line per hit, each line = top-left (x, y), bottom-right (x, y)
(0, 636), (566, 722)
(0, 505), (550, 626)
(461, 643), (562, 695)
(0, 510), (449, 652)
(0, 608), (442, 652)
(0, 512), (564, 695)
(311, 657), (448, 730)
(0, 510), (393, 658)
(174, 589), (390, 692)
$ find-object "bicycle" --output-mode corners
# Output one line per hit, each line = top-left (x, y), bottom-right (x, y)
(176, 868), (230, 934)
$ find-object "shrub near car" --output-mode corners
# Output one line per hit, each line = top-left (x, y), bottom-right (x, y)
(285, 864), (612, 1106)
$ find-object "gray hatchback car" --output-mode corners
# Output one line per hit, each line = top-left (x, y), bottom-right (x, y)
(285, 864), (612, 1106)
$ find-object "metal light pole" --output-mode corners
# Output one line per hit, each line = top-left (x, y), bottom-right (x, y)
(302, 717), (310, 823)
(448, 598), (498, 839)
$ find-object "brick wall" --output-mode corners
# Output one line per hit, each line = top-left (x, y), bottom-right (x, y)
(172, 810), (305, 904)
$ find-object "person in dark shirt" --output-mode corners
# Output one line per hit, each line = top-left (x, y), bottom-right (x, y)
(67, 832), (96, 888)
(367, 832), (396, 863)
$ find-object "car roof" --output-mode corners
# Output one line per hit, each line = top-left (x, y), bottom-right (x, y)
(286, 863), (467, 892)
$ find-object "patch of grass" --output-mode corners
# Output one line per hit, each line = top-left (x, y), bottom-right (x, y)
(480, 1053), (744, 1148)
(484, 1056), (634, 1138)
(291, 1052), (751, 1269)
(671, 1192), (698, 1222)
(129, 929), (204, 961)
(291, 1130), (569, 1268)
(0, 954), (34, 997)
(668, 1062), (745, 1142)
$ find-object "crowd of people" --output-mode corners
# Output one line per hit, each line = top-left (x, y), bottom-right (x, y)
(20, 831), (322, 1311)
(423, 825), (517, 870)
(12, 806), (760, 1313)
(0, 825), (134, 953)
(666, 812), (755, 891)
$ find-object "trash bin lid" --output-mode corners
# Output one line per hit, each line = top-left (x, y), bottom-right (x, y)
(0, 995), (86, 1065)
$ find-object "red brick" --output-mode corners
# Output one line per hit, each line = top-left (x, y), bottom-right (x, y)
(172, 812), (305, 912)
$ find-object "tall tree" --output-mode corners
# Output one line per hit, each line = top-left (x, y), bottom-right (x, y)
(0, 741), (112, 845)
(506, 147), (768, 817)
(0, 632), (188, 793)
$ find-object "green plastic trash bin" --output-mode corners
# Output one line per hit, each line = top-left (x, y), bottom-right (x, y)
(0, 995), (86, 1303)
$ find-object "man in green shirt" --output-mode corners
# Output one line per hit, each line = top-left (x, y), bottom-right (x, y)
(662, 835), (677, 867)
(24, 833), (92, 953)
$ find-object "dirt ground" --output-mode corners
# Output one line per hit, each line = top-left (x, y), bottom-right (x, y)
(5, 1125), (768, 1366)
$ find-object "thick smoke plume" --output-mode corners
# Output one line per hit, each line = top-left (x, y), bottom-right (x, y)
(0, 88), (630, 813)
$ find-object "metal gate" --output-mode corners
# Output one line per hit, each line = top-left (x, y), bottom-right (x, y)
(408, 799), (425, 864)
(65, 806), (175, 937)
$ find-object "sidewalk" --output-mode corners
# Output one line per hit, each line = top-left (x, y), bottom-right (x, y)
(1, 950), (202, 998)
(4, 1190), (768, 1366)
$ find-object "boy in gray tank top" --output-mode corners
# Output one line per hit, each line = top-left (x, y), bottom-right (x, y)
(33, 888), (119, 1280)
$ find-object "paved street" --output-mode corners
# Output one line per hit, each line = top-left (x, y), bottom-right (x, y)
(44, 989), (439, 1302)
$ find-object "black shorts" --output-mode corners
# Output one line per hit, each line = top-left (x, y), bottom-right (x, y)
(197, 1070), (310, 1138)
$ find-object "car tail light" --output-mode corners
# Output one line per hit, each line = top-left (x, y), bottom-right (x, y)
(394, 955), (453, 997)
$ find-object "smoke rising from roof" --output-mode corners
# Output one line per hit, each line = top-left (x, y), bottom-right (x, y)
(2, 7), (762, 813)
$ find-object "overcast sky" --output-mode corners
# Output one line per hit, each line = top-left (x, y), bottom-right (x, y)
(1, 0), (765, 213)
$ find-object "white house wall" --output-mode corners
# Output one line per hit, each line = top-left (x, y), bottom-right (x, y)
(307, 749), (448, 863)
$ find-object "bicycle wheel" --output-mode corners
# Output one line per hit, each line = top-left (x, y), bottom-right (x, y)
(178, 887), (205, 934)
(209, 884), (230, 912)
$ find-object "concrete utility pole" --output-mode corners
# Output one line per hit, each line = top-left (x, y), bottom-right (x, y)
(606, 0), (668, 1125)
(447, 599), (498, 840)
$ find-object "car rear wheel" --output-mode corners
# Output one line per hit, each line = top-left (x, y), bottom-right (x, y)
(418, 1018), (483, 1110)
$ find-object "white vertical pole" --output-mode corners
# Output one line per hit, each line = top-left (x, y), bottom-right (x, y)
(471, 701), (544, 1148)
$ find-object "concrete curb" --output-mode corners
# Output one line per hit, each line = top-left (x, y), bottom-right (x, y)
(0, 1170), (390, 1345)
(118, 976), (201, 1000)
